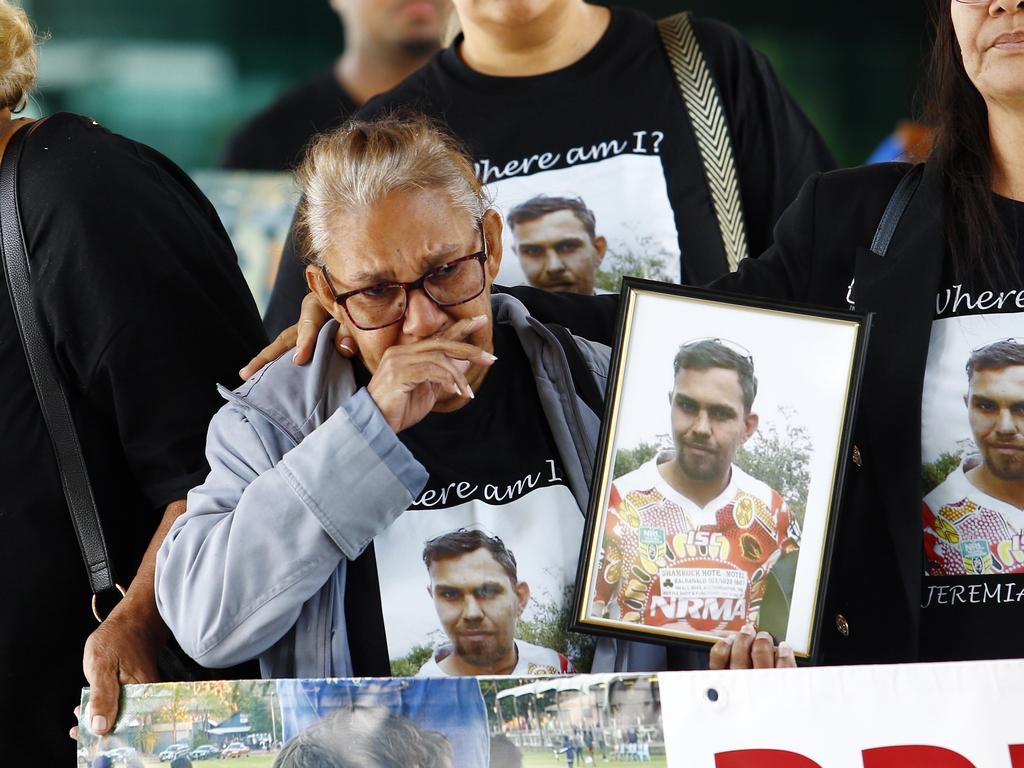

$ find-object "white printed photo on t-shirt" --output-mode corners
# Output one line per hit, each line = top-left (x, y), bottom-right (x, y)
(487, 154), (680, 294)
(921, 313), (1024, 576)
(374, 488), (591, 677)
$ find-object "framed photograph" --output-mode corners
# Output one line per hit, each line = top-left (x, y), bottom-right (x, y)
(572, 278), (871, 661)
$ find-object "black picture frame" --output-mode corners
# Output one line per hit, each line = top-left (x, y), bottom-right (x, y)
(571, 277), (872, 663)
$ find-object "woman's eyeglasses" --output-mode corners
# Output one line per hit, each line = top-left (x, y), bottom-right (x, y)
(321, 224), (488, 331)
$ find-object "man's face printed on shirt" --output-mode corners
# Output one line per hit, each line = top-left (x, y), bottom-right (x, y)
(669, 367), (757, 484)
(512, 209), (607, 295)
(967, 365), (1024, 481)
(427, 547), (530, 667)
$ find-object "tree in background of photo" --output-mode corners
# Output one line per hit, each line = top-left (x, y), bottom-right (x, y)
(594, 235), (675, 292)
(734, 409), (812, 526)
(922, 451), (971, 497)
(390, 644), (436, 677)
(515, 585), (595, 673)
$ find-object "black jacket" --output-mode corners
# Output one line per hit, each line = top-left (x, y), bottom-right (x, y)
(512, 160), (943, 665)
(717, 161), (944, 664)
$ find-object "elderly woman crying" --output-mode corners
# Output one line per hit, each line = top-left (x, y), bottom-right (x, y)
(156, 117), (662, 679)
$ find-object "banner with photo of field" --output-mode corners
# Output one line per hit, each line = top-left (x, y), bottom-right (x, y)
(76, 660), (1022, 767)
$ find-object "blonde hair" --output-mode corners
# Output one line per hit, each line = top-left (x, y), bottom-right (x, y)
(296, 115), (486, 266)
(0, 1), (37, 112)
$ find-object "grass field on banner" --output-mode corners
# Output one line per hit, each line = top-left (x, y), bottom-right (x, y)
(519, 751), (668, 767)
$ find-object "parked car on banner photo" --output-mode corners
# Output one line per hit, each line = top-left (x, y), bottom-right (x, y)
(159, 743), (190, 761)
(102, 746), (138, 763)
(222, 741), (251, 758)
(191, 744), (221, 760)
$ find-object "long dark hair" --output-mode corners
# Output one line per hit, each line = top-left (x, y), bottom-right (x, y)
(924, 0), (1016, 286)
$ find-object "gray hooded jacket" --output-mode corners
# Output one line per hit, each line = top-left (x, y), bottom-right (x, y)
(156, 294), (666, 678)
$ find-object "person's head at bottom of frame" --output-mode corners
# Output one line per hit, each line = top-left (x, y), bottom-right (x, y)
(272, 708), (454, 768)
(664, 338), (759, 503)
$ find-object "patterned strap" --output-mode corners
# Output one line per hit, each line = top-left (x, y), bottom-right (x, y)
(657, 12), (750, 272)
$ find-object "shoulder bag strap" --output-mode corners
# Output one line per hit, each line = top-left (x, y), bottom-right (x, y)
(657, 11), (750, 272)
(0, 121), (122, 612)
(547, 323), (605, 417)
(846, 163), (925, 309)
(870, 163), (925, 258)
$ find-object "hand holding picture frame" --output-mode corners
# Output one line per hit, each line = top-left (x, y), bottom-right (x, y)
(572, 278), (871, 662)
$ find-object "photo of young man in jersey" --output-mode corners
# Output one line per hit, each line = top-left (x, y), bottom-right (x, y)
(416, 529), (574, 677)
(924, 339), (1024, 576)
(506, 195), (607, 295)
(591, 339), (800, 636)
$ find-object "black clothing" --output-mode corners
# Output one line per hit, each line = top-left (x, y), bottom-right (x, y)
(513, 161), (962, 665)
(397, 325), (567, 496)
(0, 113), (267, 762)
(713, 161), (940, 665)
(221, 71), (358, 171)
(262, 6), (835, 337)
(343, 324), (576, 675)
(918, 194), (1024, 662)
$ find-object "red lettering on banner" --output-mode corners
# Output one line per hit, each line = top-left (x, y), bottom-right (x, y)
(863, 746), (976, 767)
(1010, 745), (1024, 767)
(715, 750), (822, 767)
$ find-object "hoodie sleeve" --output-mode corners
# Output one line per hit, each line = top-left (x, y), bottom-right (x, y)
(155, 388), (428, 668)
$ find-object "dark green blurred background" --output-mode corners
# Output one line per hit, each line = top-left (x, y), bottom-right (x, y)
(24, 0), (930, 171)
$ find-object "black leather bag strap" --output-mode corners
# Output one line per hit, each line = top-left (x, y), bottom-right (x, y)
(0, 122), (119, 603)
(870, 163), (925, 258)
(847, 163), (925, 309)
(547, 323), (605, 417)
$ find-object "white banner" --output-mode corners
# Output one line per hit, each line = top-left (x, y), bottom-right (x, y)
(659, 659), (1024, 768)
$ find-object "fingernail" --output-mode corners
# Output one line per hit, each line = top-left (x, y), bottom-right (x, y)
(91, 714), (107, 733)
(466, 385), (475, 400)
(778, 642), (793, 658)
(724, 634), (736, 646)
(756, 630), (773, 642)
(292, 351), (300, 362)
(472, 314), (487, 323)
(339, 341), (354, 355)
(452, 383), (461, 395)
(238, 367), (248, 378)
(740, 623), (755, 637)
(482, 353), (498, 362)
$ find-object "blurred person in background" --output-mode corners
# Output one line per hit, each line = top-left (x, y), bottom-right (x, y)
(252, 0), (835, 351)
(0, 2), (266, 763)
(866, 119), (935, 163)
(222, 0), (449, 171)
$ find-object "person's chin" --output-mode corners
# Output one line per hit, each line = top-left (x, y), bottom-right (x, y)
(678, 452), (721, 482)
(540, 283), (581, 293)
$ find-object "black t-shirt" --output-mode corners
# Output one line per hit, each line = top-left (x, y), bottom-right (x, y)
(262, 6), (835, 336)
(221, 71), (358, 171)
(0, 113), (267, 762)
(919, 194), (1024, 661)
(343, 324), (589, 676)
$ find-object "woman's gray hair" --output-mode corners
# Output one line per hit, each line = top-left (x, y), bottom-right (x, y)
(296, 115), (487, 266)
(0, 0), (39, 112)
